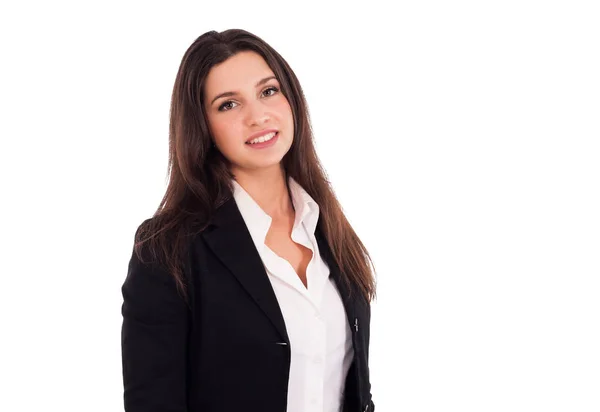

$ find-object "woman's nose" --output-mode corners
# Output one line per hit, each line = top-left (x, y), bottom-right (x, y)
(245, 101), (270, 126)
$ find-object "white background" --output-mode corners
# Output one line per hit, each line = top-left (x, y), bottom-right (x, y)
(1, 1), (599, 411)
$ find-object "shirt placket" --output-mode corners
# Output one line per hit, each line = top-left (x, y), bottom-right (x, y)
(306, 310), (326, 411)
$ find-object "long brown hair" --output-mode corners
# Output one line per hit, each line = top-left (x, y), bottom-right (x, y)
(134, 29), (377, 305)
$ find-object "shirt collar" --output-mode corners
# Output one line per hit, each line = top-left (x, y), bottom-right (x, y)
(231, 176), (320, 248)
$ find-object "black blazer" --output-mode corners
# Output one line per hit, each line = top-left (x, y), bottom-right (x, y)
(121, 195), (375, 412)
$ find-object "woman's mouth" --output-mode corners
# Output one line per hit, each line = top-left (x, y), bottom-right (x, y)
(245, 131), (279, 149)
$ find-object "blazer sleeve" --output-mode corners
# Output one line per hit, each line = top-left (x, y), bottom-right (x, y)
(121, 235), (190, 412)
(366, 299), (375, 411)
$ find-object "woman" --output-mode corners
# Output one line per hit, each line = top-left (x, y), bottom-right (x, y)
(121, 29), (376, 412)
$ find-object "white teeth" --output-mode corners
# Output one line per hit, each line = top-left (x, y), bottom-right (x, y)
(247, 132), (276, 144)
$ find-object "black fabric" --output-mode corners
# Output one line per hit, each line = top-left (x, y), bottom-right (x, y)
(121, 196), (374, 412)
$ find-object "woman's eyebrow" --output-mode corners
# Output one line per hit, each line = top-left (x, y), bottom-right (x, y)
(210, 75), (277, 105)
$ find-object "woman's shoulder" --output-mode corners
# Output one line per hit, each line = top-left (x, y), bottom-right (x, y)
(133, 213), (207, 242)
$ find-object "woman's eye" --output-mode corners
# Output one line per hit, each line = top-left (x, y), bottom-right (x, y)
(218, 87), (279, 112)
(263, 86), (279, 97)
(218, 101), (237, 112)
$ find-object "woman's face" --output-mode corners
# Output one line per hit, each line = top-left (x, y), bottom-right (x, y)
(203, 50), (294, 176)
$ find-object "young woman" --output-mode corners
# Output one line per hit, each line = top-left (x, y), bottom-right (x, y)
(120, 29), (377, 412)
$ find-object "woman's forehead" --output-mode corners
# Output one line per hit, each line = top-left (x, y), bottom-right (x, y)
(206, 51), (274, 90)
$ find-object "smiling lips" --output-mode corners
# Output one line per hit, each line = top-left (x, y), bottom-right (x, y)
(246, 131), (278, 145)
(246, 128), (278, 142)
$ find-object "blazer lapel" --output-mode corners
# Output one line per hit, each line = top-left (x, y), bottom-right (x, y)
(201, 195), (357, 344)
(314, 224), (357, 328)
(201, 196), (290, 343)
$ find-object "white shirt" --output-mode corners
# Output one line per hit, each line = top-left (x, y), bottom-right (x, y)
(231, 176), (354, 412)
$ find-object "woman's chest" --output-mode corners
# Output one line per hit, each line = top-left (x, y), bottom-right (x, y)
(264, 223), (313, 287)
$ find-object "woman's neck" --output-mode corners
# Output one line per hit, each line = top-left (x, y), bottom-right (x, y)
(232, 164), (295, 220)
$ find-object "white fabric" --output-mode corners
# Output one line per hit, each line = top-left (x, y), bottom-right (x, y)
(231, 176), (354, 412)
